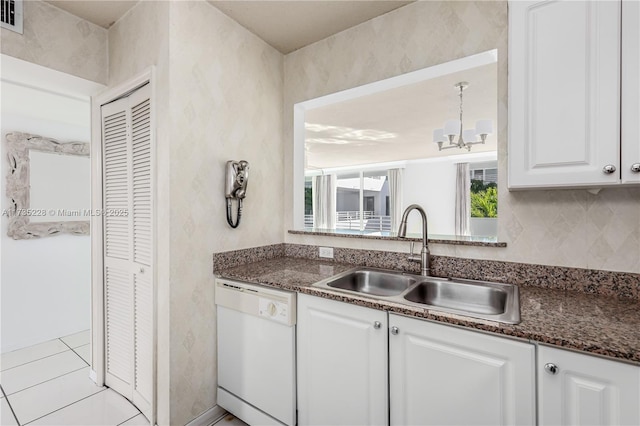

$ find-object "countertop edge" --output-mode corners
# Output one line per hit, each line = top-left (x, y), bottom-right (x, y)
(287, 229), (507, 247)
(215, 268), (640, 366)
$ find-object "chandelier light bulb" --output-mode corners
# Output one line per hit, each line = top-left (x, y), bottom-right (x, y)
(463, 129), (477, 143)
(476, 119), (493, 136)
(444, 119), (460, 137)
(432, 128), (446, 144)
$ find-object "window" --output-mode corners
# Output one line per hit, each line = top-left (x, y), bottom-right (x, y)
(304, 177), (313, 227)
(332, 170), (390, 231)
(364, 196), (375, 212)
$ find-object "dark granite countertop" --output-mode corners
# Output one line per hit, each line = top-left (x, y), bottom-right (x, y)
(215, 257), (640, 364)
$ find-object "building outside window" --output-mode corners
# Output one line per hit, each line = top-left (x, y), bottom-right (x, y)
(332, 170), (390, 231)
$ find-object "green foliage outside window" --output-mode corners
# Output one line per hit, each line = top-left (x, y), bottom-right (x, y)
(470, 180), (497, 218)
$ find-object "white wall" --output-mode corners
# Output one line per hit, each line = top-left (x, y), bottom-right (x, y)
(403, 160), (457, 236)
(402, 153), (498, 236)
(1, 56), (103, 352)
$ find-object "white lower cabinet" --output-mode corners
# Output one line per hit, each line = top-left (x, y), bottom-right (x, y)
(297, 294), (535, 426)
(538, 345), (640, 425)
(297, 295), (640, 426)
(389, 314), (535, 426)
(297, 294), (388, 426)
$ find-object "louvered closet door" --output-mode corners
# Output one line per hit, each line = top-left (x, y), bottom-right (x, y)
(102, 96), (134, 400)
(101, 83), (153, 422)
(128, 85), (153, 419)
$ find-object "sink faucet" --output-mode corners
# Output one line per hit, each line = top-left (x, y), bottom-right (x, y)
(398, 204), (430, 276)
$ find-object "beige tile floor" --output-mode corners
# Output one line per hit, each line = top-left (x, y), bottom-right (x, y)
(0, 331), (144, 426)
(1, 331), (249, 426)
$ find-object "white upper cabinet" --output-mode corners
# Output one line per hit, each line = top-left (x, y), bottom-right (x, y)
(622, 0), (640, 184)
(389, 314), (535, 426)
(538, 345), (640, 425)
(508, 0), (629, 188)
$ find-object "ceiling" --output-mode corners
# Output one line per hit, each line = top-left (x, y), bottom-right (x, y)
(45, 1), (412, 54)
(208, 1), (412, 53)
(305, 62), (499, 170)
(45, 1), (138, 29)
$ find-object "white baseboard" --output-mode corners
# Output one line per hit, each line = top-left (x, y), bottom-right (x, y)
(185, 405), (226, 426)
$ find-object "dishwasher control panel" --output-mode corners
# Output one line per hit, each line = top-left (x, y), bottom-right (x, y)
(258, 298), (290, 324)
(215, 278), (296, 326)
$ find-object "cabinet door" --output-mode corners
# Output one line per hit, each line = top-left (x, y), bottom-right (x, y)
(622, 0), (640, 184)
(509, 0), (621, 188)
(389, 314), (535, 426)
(538, 345), (640, 425)
(297, 294), (388, 426)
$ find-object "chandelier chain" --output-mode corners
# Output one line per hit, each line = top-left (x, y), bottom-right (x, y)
(459, 85), (464, 139)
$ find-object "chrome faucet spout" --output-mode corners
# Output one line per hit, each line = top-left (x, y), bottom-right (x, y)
(398, 204), (430, 276)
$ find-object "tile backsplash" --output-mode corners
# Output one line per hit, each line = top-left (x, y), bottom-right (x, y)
(214, 243), (640, 301)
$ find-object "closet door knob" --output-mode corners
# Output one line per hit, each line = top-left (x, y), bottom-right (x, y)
(631, 163), (640, 173)
(602, 165), (616, 174)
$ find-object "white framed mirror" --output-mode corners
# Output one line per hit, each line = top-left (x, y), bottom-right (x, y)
(5, 132), (90, 239)
(293, 50), (499, 240)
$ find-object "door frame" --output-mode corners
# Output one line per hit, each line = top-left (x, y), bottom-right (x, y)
(90, 67), (157, 424)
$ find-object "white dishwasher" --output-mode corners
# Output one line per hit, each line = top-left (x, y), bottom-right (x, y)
(216, 278), (296, 426)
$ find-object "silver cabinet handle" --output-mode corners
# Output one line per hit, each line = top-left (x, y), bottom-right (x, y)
(390, 326), (399, 335)
(631, 163), (640, 173)
(373, 321), (382, 330)
(602, 164), (617, 174)
(544, 363), (559, 375)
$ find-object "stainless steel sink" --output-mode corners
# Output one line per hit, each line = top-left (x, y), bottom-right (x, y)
(322, 268), (416, 297)
(403, 279), (507, 315)
(313, 267), (520, 324)
(402, 277), (520, 324)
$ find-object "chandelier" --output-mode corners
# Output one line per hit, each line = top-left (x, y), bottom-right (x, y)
(432, 81), (493, 152)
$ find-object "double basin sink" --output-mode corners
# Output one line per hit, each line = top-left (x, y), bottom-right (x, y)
(313, 267), (520, 324)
